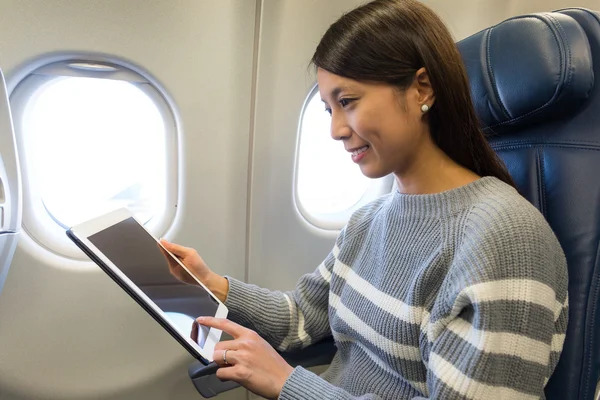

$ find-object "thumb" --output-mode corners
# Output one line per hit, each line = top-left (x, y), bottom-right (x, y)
(160, 239), (190, 257)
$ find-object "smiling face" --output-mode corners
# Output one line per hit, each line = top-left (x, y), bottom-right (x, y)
(317, 68), (434, 179)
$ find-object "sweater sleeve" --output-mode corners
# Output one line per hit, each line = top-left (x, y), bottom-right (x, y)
(223, 229), (345, 352)
(279, 367), (384, 400)
(417, 205), (569, 399)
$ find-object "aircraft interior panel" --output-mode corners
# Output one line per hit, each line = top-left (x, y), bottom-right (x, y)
(0, 1), (255, 399)
(0, 1), (598, 400)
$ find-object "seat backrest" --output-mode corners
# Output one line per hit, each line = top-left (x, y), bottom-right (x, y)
(457, 9), (600, 400)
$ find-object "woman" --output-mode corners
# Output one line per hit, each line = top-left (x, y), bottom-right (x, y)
(162, 0), (568, 398)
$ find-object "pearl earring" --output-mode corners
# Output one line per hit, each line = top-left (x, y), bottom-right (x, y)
(421, 104), (430, 113)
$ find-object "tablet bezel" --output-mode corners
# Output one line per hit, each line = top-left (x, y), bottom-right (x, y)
(66, 207), (227, 364)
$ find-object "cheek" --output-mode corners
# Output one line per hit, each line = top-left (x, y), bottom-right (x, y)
(349, 109), (382, 140)
(349, 104), (418, 153)
(372, 124), (421, 168)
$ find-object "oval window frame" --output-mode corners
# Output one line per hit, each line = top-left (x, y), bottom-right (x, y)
(10, 58), (179, 260)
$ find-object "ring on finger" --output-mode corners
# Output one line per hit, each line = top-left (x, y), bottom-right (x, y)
(223, 349), (230, 365)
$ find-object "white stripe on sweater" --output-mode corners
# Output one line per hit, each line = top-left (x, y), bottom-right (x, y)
(277, 294), (295, 350)
(334, 330), (428, 395)
(329, 292), (422, 361)
(462, 279), (559, 316)
(429, 352), (539, 400)
(430, 279), (559, 342)
(331, 245), (429, 326)
(318, 261), (332, 283)
(332, 244), (340, 257)
(551, 333), (566, 353)
(278, 294), (311, 350)
(447, 317), (550, 365)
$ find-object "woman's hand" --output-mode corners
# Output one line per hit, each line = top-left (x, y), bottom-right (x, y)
(159, 240), (229, 302)
(159, 239), (211, 284)
(198, 317), (294, 400)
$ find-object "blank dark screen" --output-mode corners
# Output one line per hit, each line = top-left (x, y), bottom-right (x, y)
(87, 217), (218, 349)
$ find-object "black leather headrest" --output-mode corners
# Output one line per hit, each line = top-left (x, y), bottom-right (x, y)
(457, 12), (595, 134)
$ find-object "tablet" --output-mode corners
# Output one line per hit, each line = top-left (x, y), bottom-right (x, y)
(66, 207), (227, 364)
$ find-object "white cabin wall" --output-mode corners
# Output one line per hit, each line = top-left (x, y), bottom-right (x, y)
(0, 1), (255, 399)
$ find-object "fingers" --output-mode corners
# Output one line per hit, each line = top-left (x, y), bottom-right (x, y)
(215, 359), (253, 384)
(216, 362), (248, 382)
(158, 244), (180, 273)
(214, 339), (238, 352)
(157, 241), (179, 266)
(215, 366), (233, 381)
(160, 239), (192, 258)
(214, 348), (238, 367)
(197, 317), (246, 339)
(213, 340), (241, 366)
(157, 244), (175, 264)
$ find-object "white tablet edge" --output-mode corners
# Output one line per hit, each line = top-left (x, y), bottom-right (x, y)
(69, 207), (228, 363)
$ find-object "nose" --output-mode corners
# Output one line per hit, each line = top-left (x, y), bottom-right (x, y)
(330, 111), (352, 141)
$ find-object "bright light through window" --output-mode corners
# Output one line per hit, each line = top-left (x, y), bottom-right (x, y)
(22, 76), (166, 228)
(296, 89), (371, 215)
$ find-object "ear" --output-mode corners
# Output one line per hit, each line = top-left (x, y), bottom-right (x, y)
(414, 67), (435, 108)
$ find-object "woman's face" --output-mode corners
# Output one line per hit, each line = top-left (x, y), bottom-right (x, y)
(317, 68), (433, 179)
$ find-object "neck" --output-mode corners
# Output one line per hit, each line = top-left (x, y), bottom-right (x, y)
(394, 140), (480, 195)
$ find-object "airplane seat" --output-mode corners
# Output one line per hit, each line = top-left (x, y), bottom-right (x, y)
(457, 8), (600, 400)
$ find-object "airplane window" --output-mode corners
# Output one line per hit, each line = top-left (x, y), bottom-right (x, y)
(295, 86), (392, 229)
(11, 60), (178, 259)
(23, 76), (165, 228)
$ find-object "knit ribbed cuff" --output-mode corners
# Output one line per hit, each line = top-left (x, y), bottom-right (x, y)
(222, 276), (256, 326)
(223, 277), (249, 311)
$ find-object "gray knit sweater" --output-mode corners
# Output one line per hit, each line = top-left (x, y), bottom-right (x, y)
(225, 177), (569, 399)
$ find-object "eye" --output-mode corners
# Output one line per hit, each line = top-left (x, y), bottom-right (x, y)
(339, 98), (355, 108)
(324, 107), (332, 116)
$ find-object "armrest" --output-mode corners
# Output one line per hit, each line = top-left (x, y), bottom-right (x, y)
(188, 337), (337, 398)
(188, 361), (240, 398)
(280, 336), (337, 368)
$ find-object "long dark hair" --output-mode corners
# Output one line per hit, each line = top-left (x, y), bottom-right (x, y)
(311, 0), (516, 188)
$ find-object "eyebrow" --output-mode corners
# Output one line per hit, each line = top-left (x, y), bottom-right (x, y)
(321, 86), (351, 103)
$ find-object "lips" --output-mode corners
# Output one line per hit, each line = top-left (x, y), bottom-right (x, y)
(351, 145), (369, 156)
(349, 145), (370, 163)
(347, 144), (369, 155)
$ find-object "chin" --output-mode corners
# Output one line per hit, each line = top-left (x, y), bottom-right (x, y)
(358, 164), (388, 179)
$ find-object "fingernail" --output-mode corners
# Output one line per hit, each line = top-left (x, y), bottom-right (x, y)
(196, 317), (205, 322)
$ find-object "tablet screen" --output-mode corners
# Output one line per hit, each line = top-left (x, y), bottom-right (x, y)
(87, 217), (218, 348)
